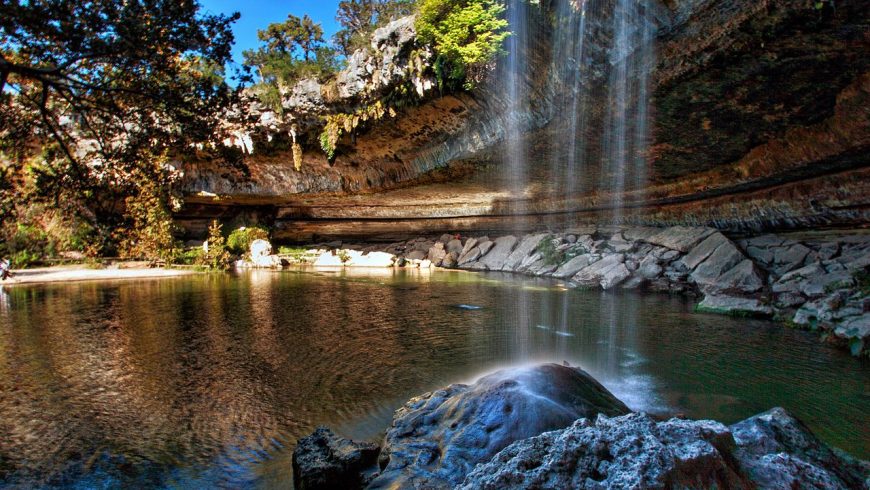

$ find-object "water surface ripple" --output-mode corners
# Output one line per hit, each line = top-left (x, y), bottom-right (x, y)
(0, 269), (866, 488)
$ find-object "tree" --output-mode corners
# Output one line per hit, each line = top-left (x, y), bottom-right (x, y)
(334, 0), (417, 57)
(0, 0), (240, 256)
(244, 14), (333, 89)
(200, 220), (231, 269)
(416, 0), (510, 89)
(0, 0), (239, 172)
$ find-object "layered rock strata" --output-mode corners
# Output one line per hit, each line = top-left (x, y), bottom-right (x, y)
(177, 0), (870, 237)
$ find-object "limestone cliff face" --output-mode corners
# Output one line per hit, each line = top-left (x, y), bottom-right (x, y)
(178, 0), (869, 240)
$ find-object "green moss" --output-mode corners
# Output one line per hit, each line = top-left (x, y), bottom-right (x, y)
(536, 235), (564, 266)
(693, 303), (768, 319)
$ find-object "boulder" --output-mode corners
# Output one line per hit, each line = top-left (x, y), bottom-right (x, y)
(773, 243), (813, 274)
(427, 242), (447, 265)
(682, 232), (730, 270)
(697, 294), (773, 317)
(601, 263), (631, 289)
(252, 254), (282, 268)
(715, 259), (765, 294)
(552, 254), (593, 279)
(353, 251), (395, 267)
(292, 427), (379, 490)
(690, 241), (746, 292)
(477, 235), (518, 270)
(621, 226), (661, 242)
(644, 226), (716, 252)
(460, 407), (869, 490)
(502, 234), (547, 271)
(313, 251), (345, 267)
(250, 239), (272, 259)
(460, 237), (478, 257)
(405, 250), (426, 261)
(477, 240), (495, 256)
(368, 364), (629, 489)
(457, 247), (482, 265)
(572, 254), (629, 289)
(458, 413), (745, 490)
(730, 407), (869, 489)
(638, 254), (664, 279)
(446, 239), (464, 256)
(441, 251), (458, 268)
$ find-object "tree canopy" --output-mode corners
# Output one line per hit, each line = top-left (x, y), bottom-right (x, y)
(0, 0), (239, 171)
(334, 0), (417, 56)
(0, 0), (240, 260)
(242, 13), (341, 100)
(416, 0), (510, 89)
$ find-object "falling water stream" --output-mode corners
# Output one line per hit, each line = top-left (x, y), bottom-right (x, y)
(503, 0), (658, 354)
(600, 0), (655, 222)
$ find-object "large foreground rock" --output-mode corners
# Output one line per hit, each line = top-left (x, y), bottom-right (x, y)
(292, 427), (379, 490)
(368, 364), (629, 489)
(459, 413), (747, 489)
(460, 408), (869, 490)
(731, 407), (869, 489)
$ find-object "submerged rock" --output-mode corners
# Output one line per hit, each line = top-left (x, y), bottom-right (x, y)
(368, 364), (629, 489)
(292, 427), (379, 490)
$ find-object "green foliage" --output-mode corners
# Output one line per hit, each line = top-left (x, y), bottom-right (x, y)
(117, 176), (179, 263)
(243, 13), (341, 98)
(318, 101), (396, 159)
(226, 226), (270, 255)
(0, 0), (240, 262)
(199, 220), (232, 269)
(536, 235), (564, 266)
(1, 0), (239, 175)
(334, 0), (418, 56)
(337, 249), (352, 263)
(416, 0), (510, 89)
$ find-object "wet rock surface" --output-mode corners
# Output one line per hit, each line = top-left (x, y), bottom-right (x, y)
(178, 0), (869, 239)
(292, 427), (379, 490)
(368, 364), (629, 489)
(459, 408), (869, 490)
(294, 366), (868, 490)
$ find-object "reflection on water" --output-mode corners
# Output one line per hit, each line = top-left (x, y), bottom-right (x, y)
(0, 269), (867, 488)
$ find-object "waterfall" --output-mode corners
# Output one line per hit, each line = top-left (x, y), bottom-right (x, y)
(505, 0), (529, 226)
(551, 0), (592, 201)
(599, 0), (656, 223)
(499, 0), (656, 362)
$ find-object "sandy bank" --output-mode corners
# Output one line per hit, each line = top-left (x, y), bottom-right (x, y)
(1, 264), (198, 286)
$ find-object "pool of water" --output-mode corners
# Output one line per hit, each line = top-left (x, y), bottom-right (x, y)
(0, 268), (867, 488)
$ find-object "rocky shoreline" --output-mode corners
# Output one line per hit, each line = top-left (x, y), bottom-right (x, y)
(292, 364), (869, 489)
(259, 226), (870, 358)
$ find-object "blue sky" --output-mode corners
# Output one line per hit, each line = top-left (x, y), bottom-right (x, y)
(199, 0), (342, 69)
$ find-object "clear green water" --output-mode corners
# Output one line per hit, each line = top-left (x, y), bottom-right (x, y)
(0, 269), (867, 488)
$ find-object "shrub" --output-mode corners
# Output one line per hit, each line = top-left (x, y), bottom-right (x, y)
(117, 182), (179, 263)
(227, 226), (270, 255)
(200, 220), (232, 269)
(536, 235), (564, 265)
(416, 0), (511, 89)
